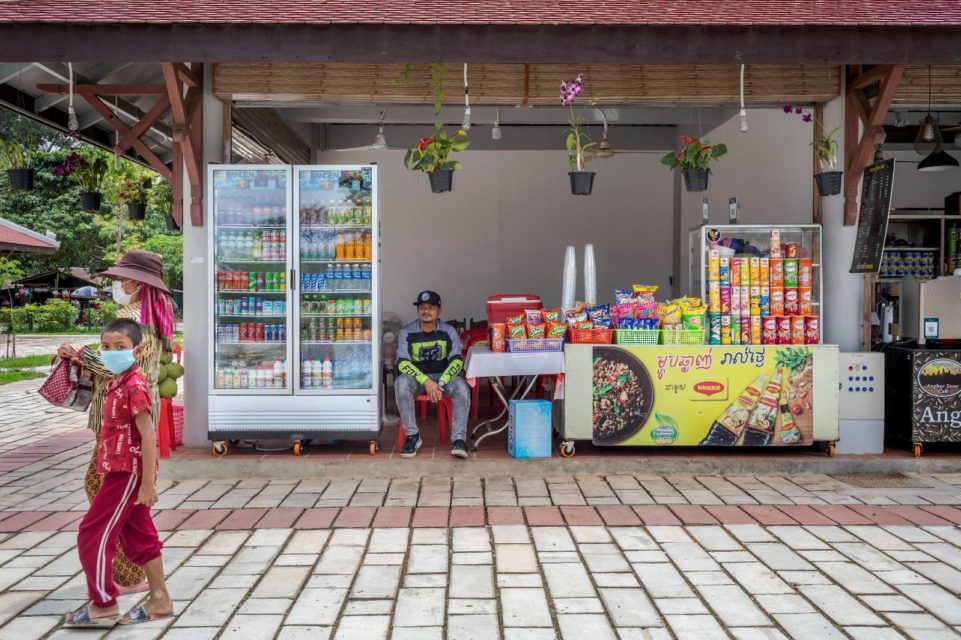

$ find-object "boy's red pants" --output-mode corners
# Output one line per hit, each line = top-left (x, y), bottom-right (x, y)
(77, 471), (162, 608)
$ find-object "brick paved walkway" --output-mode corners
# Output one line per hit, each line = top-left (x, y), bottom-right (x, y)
(2, 379), (961, 639)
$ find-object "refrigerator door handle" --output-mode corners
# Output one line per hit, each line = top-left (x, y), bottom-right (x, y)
(290, 269), (297, 290)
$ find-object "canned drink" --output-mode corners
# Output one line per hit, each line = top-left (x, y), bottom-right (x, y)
(720, 315), (732, 345)
(784, 288), (800, 315)
(791, 316), (806, 345)
(798, 258), (813, 288)
(217, 272), (226, 291)
(731, 316), (741, 345)
(279, 271), (286, 291)
(255, 298), (264, 316)
(783, 259), (799, 287)
(708, 281), (721, 313)
(709, 313), (722, 345)
(749, 286), (761, 316)
(719, 286), (731, 314)
(217, 324), (225, 343)
(762, 317), (778, 344)
(785, 242), (799, 259)
(718, 257), (730, 284)
(731, 286), (742, 315)
(708, 250), (720, 281)
(248, 271), (257, 291)
(750, 316), (762, 344)
(770, 287), (784, 316)
(263, 299), (273, 316)
(217, 299), (226, 316)
(279, 325), (286, 342)
(749, 257), (760, 285)
(760, 286), (770, 316)
(239, 322), (248, 342)
(804, 316), (819, 344)
(759, 258), (770, 286)
(265, 324), (274, 342)
(769, 258), (784, 288)
(255, 323), (265, 342)
(776, 317), (792, 345)
(798, 287), (813, 315)
(363, 299), (372, 315)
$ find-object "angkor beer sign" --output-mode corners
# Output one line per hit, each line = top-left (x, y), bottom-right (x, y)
(912, 352), (961, 441)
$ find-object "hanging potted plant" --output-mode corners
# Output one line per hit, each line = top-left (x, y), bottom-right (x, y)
(661, 135), (728, 192)
(119, 177), (152, 220)
(784, 104), (842, 196)
(561, 73), (597, 195)
(0, 135), (37, 191)
(56, 152), (109, 210)
(403, 64), (471, 193)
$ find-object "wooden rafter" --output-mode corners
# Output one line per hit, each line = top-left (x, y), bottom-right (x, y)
(37, 63), (205, 228)
(843, 65), (904, 226)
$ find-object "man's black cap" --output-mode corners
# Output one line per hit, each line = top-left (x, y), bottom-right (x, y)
(413, 290), (442, 306)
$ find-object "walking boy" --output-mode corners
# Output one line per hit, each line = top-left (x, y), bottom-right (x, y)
(64, 318), (173, 628)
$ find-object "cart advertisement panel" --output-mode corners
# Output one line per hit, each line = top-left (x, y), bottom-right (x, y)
(911, 350), (961, 443)
(563, 344), (839, 446)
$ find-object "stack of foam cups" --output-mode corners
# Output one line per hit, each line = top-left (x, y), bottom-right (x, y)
(561, 245), (577, 313)
(583, 243), (597, 306)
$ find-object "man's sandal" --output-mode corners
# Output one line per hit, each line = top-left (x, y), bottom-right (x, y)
(62, 604), (120, 629)
(118, 603), (175, 625)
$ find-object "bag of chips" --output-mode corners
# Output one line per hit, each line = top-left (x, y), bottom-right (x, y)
(506, 313), (525, 326)
(526, 323), (546, 339)
(576, 320), (594, 330)
(613, 289), (634, 305)
(681, 304), (707, 330)
(547, 322), (568, 339)
(587, 304), (611, 326)
(524, 309), (544, 325)
(543, 307), (561, 324)
(565, 309), (588, 327)
(508, 324), (527, 339)
(660, 303), (683, 326)
(632, 285), (658, 301)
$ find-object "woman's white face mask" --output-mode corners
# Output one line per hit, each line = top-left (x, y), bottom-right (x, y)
(112, 280), (137, 305)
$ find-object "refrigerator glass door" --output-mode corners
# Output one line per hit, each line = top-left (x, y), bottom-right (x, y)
(294, 167), (375, 393)
(210, 167), (292, 394)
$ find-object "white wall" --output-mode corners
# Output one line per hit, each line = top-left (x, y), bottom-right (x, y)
(887, 148), (961, 209)
(678, 108), (815, 294)
(316, 149), (675, 324)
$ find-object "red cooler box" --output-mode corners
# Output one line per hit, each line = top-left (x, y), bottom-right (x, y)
(487, 294), (543, 325)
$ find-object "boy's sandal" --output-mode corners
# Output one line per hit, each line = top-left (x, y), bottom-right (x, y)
(118, 604), (175, 626)
(62, 604), (120, 628)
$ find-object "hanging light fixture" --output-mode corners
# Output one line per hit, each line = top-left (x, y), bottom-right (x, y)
(918, 145), (959, 172)
(738, 64), (749, 133)
(491, 107), (502, 140)
(594, 110), (614, 158)
(461, 63), (471, 130)
(67, 62), (79, 132)
(915, 66), (942, 155)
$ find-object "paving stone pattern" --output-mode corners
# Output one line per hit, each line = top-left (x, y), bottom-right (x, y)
(3, 381), (961, 638)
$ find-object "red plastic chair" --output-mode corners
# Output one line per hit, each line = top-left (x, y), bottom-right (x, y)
(398, 396), (452, 450)
(460, 329), (496, 419)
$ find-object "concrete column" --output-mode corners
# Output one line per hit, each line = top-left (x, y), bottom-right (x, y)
(821, 85), (863, 351)
(181, 64), (224, 447)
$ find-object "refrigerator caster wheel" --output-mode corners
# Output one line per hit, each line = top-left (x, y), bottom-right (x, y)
(914, 443), (922, 458)
(293, 442), (303, 456)
(827, 442), (836, 458)
(560, 442), (576, 458)
(212, 442), (228, 458)
(369, 441), (378, 456)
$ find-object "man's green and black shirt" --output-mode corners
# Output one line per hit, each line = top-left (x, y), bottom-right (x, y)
(396, 320), (463, 384)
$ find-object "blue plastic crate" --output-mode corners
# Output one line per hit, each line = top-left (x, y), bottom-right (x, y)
(508, 399), (553, 459)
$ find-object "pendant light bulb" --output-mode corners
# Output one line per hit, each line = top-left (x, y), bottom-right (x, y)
(491, 107), (502, 140)
(461, 63), (471, 130)
(737, 65), (748, 133)
(67, 62), (79, 132)
(461, 106), (471, 131)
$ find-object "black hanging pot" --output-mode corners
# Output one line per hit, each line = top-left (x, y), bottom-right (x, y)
(682, 168), (710, 192)
(79, 192), (102, 211)
(814, 170), (843, 197)
(7, 168), (34, 191)
(569, 171), (596, 196)
(428, 169), (454, 193)
(127, 202), (147, 220)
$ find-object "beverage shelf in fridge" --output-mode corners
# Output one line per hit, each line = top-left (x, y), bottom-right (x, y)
(219, 315), (287, 319)
(302, 314), (372, 318)
(217, 341), (288, 346)
(219, 289), (287, 294)
(219, 260), (287, 265)
(301, 224), (372, 230)
(218, 224), (287, 230)
(302, 340), (372, 345)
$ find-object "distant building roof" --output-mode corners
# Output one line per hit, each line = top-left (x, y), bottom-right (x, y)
(0, 217), (60, 254)
(0, 0), (959, 26)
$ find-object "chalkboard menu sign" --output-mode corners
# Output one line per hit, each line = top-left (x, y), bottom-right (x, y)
(850, 159), (895, 273)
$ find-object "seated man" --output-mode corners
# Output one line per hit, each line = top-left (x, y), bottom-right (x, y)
(394, 291), (471, 459)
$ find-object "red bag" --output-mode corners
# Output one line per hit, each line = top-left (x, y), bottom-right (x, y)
(38, 357), (94, 412)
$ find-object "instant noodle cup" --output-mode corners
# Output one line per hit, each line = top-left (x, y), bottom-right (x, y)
(490, 323), (507, 352)
(707, 280), (721, 313)
(508, 324), (527, 340)
(749, 257), (761, 284)
(720, 315), (732, 345)
(777, 317), (792, 344)
(750, 316), (762, 344)
(804, 316), (820, 344)
(507, 313), (525, 326)
(731, 286), (742, 315)
(770, 229), (782, 257)
(547, 322), (567, 339)
(798, 287), (813, 315)
(791, 316), (806, 344)
(762, 317), (778, 344)
(785, 242), (799, 259)
(783, 259), (799, 287)
(543, 307), (561, 324)
(784, 288), (800, 315)
(730, 258), (742, 286)
(718, 257), (731, 285)
(708, 250), (721, 281)
(769, 258), (784, 287)
(759, 258), (770, 286)
(749, 286), (761, 316)
(730, 316), (741, 345)
(526, 323), (546, 339)
(719, 287), (731, 314)
(799, 258), (813, 288)
(770, 287), (785, 316)
(709, 313), (722, 345)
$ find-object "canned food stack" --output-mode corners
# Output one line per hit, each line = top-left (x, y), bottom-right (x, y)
(706, 232), (819, 346)
(879, 249), (937, 280)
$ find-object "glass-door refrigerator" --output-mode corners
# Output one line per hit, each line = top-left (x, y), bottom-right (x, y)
(208, 165), (380, 455)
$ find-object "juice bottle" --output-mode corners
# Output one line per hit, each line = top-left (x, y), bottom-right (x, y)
(335, 233), (345, 260)
(345, 233), (355, 260)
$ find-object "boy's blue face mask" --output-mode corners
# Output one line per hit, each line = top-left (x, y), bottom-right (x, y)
(101, 349), (136, 374)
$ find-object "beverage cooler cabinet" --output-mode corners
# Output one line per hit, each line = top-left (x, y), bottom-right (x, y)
(207, 165), (380, 455)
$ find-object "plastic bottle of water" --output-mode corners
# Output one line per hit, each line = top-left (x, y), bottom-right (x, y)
(361, 263), (371, 291)
(301, 359), (312, 389)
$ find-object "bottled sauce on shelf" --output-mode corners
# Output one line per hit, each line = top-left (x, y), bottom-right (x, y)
(215, 358), (286, 389)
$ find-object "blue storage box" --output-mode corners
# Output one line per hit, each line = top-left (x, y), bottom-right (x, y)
(508, 399), (553, 458)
